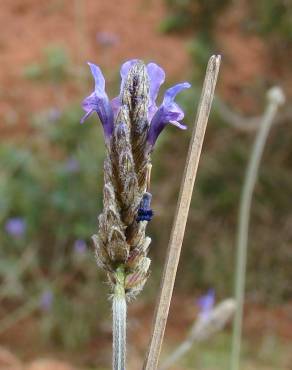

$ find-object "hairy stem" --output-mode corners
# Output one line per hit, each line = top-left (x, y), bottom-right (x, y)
(113, 266), (127, 370)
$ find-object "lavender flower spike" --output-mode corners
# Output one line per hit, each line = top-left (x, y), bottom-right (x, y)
(81, 59), (191, 370)
(80, 63), (114, 140)
(147, 82), (190, 149)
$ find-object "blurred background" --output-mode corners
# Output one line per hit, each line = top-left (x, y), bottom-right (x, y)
(0, 0), (291, 369)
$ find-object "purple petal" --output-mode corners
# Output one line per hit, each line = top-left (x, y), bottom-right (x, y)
(120, 59), (139, 81)
(146, 82), (191, 148)
(111, 96), (121, 118)
(147, 63), (165, 120)
(163, 82), (191, 105)
(88, 62), (105, 93)
(111, 59), (139, 119)
(80, 63), (114, 139)
(80, 109), (93, 124)
(169, 120), (187, 129)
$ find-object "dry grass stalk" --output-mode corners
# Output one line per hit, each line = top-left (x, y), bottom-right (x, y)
(143, 55), (221, 370)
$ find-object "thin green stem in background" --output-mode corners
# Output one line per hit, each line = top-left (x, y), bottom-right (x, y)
(230, 87), (285, 370)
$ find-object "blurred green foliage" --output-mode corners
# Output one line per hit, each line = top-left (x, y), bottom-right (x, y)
(161, 0), (292, 42)
(163, 332), (291, 369)
(160, 0), (230, 33)
(0, 104), (109, 348)
(160, 0), (230, 79)
(161, 0), (292, 78)
(252, 0), (292, 41)
(23, 45), (70, 82)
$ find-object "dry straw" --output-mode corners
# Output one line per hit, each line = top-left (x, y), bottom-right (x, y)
(143, 55), (221, 370)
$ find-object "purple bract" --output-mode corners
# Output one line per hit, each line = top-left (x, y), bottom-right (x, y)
(80, 59), (190, 148)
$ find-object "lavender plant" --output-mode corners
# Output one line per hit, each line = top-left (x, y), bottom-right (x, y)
(81, 59), (190, 369)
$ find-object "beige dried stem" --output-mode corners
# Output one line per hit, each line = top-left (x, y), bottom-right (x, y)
(143, 55), (221, 370)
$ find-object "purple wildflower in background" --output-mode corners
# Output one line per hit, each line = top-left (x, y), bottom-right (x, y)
(80, 59), (190, 148)
(96, 31), (119, 47)
(73, 239), (87, 255)
(65, 157), (80, 173)
(197, 289), (215, 321)
(47, 107), (61, 122)
(40, 289), (54, 312)
(5, 218), (26, 238)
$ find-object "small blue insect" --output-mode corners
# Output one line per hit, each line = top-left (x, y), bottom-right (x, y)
(136, 192), (154, 222)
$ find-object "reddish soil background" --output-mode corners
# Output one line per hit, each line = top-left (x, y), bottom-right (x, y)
(0, 0), (190, 136)
(1, 296), (292, 369)
(1, 0), (284, 134)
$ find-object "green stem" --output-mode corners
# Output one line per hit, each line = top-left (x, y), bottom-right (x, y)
(230, 88), (285, 370)
(112, 266), (127, 370)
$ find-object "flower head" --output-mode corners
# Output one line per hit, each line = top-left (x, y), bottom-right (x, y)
(81, 59), (190, 299)
(197, 289), (215, 321)
(81, 59), (190, 149)
(5, 217), (26, 238)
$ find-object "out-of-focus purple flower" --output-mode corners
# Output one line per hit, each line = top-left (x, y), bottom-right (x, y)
(81, 59), (190, 146)
(65, 157), (80, 173)
(40, 289), (54, 312)
(80, 63), (114, 140)
(47, 107), (61, 122)
(5, 218), (26, 238)
(197, 289), (215, 321)
(74, 239), (87, 255)
(96, 31), (119, 47)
